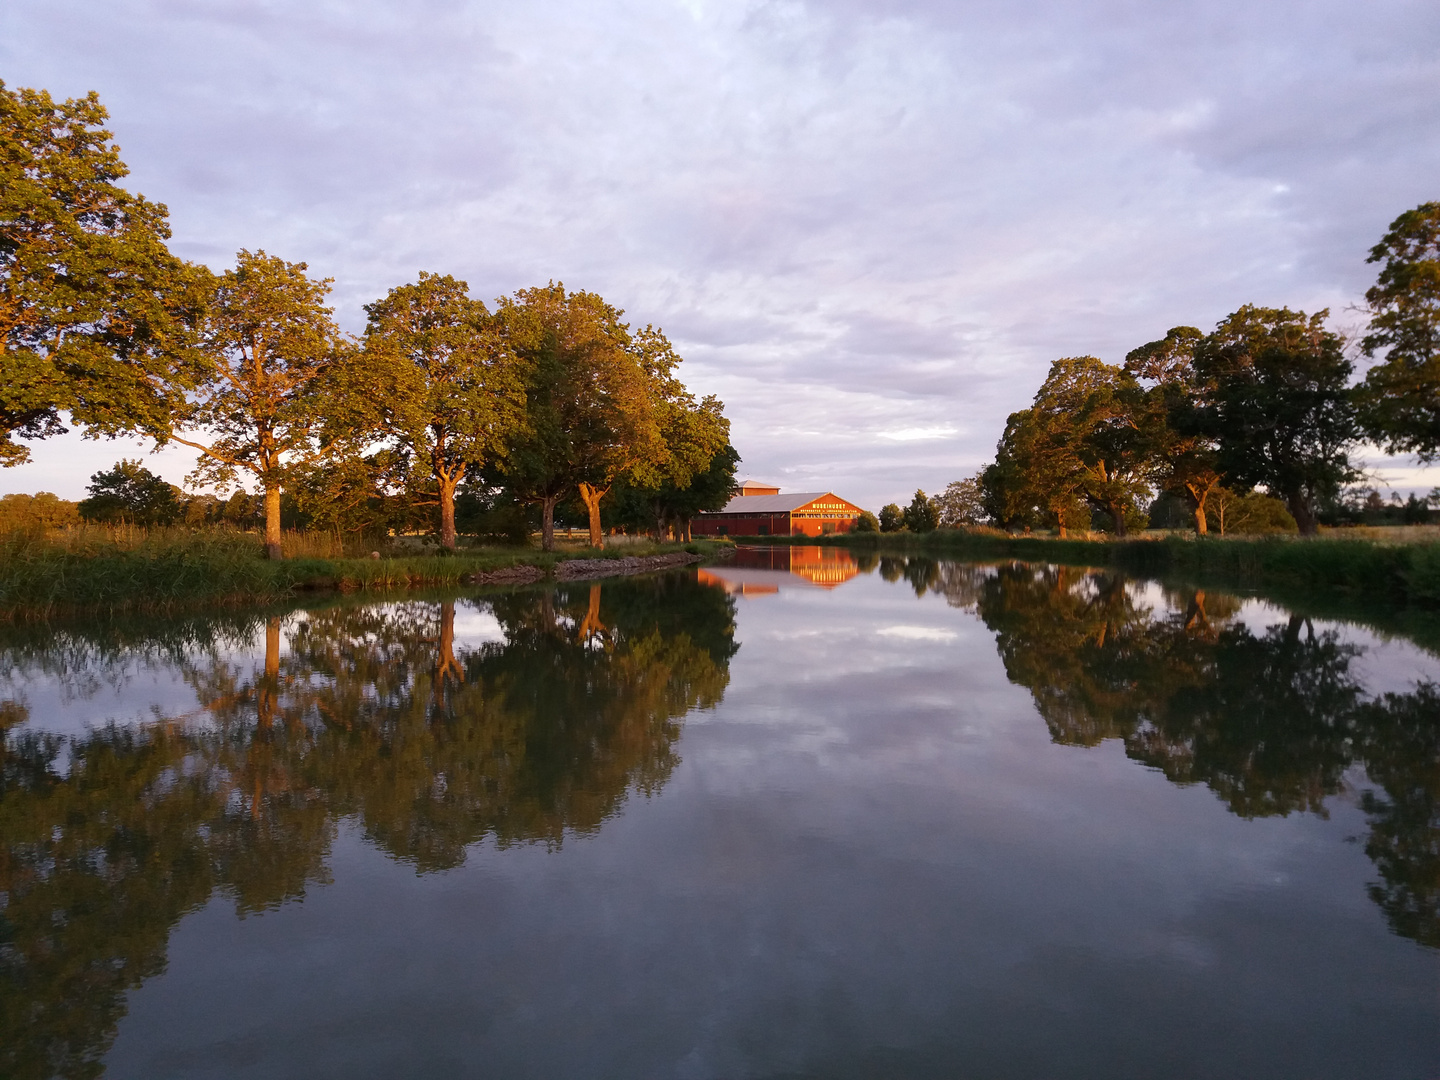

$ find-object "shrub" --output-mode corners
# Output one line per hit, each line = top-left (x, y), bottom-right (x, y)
(853, 510), (880, 533)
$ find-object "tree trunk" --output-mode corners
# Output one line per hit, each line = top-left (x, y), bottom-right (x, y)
(1193, 504), (1208, 534)
(439, 474), (459, 551)
(264, 484), (282, 560)
(257, 616), (281, 732)
(540, 494), (559, 551)
(434, 601), (461, 709)
(578, 481), (607, 549)
(1111, 504), (1128, 538)
(1287, 493), (1318, 536)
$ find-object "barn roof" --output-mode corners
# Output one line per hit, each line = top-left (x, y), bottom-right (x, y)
(709, 492), (835, 514)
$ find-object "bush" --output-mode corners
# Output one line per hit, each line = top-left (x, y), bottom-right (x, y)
(853, 510), (880, 533)
(1217, 491), (1298, 534)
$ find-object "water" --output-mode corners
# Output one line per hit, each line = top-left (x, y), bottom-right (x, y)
(3, 548), (1438, 1079)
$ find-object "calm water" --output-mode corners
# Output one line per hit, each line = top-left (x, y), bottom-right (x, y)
(3, 547), (1438, 1079)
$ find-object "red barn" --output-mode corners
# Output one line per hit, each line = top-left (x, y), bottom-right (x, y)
(692, 485), (866, 538)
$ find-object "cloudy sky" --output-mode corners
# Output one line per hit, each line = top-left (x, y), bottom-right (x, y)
(4, 0), (1439, 506)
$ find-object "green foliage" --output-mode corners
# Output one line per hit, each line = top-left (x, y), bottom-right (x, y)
(0, 525), (727, 617)
(607, 443), (739, 539)
(0, 81), (199, 467)
(173, 250), (341, 557)
(903, 489), (939, 532)
(1208, 487), (1299, 535)
(1359, 201), (1440, 461)
(491, 285), (729, 549)
(878, 503), (904, 532)
(0, 492), (79, 532)
(76, 458), (181, 525)
(852, 509), (880, 533)
(986, 357), (1158, 537)
(1193, 305), (1357, 534)
(1124, 326), (1222, 533)
(934, 476), (984, 527)
(326, 273), (525, 550)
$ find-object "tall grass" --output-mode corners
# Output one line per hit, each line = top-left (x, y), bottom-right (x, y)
(753, 529), (1440, 610)
(0, 525), (727, 619)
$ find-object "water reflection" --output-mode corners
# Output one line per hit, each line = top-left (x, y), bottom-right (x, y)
(885, 556), (1440, 950)
(698, 545), (861, 594)
(0, 575), (737, 1080)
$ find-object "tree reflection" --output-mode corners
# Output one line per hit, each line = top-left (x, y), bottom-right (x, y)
(898, 556), (1440, 950)
(0, 574), (736, 1079)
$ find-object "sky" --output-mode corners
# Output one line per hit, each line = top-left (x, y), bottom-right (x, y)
(3, 0), (1440, 507)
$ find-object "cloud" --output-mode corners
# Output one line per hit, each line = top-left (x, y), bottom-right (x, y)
(3, 0), (1438, 502)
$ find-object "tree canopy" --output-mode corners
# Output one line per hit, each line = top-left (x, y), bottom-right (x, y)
(76, 458), (180, 525)
(1358, 201), (1440, 460)
(496, 285), (722, 550)
(1, 80), (197, 467)
(1192, 305), (1356, 534)
(327, 273), (525, 550)
(167, 251), (341, 558)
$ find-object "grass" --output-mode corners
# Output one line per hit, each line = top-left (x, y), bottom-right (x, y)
(0, 525), (731, 620)
(736, 528), (1440, 611)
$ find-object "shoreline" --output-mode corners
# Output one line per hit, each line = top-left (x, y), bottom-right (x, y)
(724, 530), (1440, 606)
(0, 540), (726, 622)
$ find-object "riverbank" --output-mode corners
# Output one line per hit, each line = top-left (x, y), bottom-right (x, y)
(0, 528), (729, 620)
(739, 530), (1440, 610)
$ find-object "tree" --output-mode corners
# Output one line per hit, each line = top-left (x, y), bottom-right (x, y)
(1193, 306), (1357, 535)
(77, 458), (181, 525)
(1124, 326), (1224, 533)
(1358, 202), (1440, 460)
(935, 476), (985, 528)
(166, 251), (341, 559)
(852, 509), (880, 533)
(991, 358), (1157, 537)
(497, 285), (671, 551)
(609, 441), (739, 541)
(878, 503), (904, 532)
(329, 273), (524, 550)
(903, 489), (939, 532)
(1, 82), (199, 466)
(979, 448), (1041, 532)
(0, 492), (79, 531)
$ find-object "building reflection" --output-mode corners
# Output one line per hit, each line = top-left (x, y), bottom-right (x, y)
(697, 545), (861, 596)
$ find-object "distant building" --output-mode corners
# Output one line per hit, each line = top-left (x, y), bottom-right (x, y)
(691, 483), (866, 537)
(736, 480), (780, 496)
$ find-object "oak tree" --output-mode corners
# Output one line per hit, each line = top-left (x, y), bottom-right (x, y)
(168, 251), (341, 558)
(1358, 201), (1440, 460)
(1124, 326), (1224, 533)
(497, 285), (668, 551)
(330, 273), (524, 550)
(1, 82), (197, 465)
(1192, 306), (1356, 535)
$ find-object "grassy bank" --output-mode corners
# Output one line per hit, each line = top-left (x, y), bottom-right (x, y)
(744, 529), (1440, 610)
(0, 526), (730, 619)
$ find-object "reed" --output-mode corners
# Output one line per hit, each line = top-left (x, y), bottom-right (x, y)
(0, 526), (727, 619)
